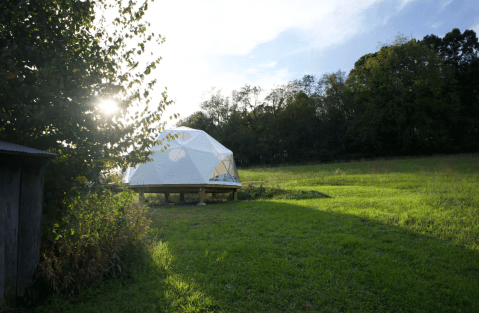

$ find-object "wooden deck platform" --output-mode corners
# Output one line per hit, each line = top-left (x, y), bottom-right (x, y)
(127, 184), (241, 205)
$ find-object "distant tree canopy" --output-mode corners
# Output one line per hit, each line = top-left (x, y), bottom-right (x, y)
(420, 29), (479, 150)
(1, 0), (173, 197)
(178, 29), (479, 166)
(346, 36), (459, 155)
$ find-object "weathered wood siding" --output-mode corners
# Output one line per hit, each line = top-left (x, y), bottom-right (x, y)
(0, 155), (45, 307)
(0, 180), (3, 307)
(0, 155), (21, 307)
(17, 157), (44, 300)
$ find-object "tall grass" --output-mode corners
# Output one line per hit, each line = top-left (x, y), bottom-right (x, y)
(38, 190), (151, 293)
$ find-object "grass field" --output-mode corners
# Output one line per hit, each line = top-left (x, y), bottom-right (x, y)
(36, 154), (479, 312)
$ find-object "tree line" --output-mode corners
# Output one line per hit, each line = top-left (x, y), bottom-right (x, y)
(178, 29), (479, 166)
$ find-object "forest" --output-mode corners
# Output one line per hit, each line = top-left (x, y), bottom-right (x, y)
(178, 29), (479, 166)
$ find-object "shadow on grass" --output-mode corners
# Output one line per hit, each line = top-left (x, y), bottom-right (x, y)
(34, 243), (203, 313)
(35, 200), (479, 313)
(147, 200), (479, 312)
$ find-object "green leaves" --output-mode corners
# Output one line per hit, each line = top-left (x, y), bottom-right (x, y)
(39, 190), (151, 292)
(1, 0), (174, 196)
(345, 37), (459, 155)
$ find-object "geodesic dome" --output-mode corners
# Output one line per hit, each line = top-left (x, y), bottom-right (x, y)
(123, 127), (241, 186)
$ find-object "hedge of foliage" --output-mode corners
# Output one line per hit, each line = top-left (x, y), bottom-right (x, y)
(38, 190), (151, 293)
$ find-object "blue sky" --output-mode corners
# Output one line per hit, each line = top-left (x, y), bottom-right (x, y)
(139, 0), (479, 126)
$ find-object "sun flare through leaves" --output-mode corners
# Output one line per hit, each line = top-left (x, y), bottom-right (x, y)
(99, 100), (119, 114)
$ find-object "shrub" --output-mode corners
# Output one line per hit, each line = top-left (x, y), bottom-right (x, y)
(38, 190), (151, 293)
(238, 184), (329, 200)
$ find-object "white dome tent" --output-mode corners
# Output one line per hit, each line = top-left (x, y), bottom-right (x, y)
(124, 126), (241, 204)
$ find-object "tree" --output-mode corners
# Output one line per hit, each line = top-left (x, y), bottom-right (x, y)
(199, 88), (233, 130)
(421, 28), (479, 151)
(277, 91), (319, 162)
(316, 71), (349, 158)
(346, 37), (459, 156)
(0, 0), (174, 198)
(176, 111), (214, 133)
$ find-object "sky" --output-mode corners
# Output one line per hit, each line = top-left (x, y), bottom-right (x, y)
(136, 0), (479, 127)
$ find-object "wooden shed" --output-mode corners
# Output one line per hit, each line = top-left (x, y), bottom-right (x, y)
(0, 140), (56, 307)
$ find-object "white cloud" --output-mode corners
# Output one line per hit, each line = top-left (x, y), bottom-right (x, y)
(261, 61), (277, 68)
(148, 0), (386, 57)
(440, 0), (454, 11)
(246, 68), (259, 75)
(427, 21), (444, 29)
(398, 0), (417, 10)
(135, 0), (415, 125)
(300, 1), (380, 52)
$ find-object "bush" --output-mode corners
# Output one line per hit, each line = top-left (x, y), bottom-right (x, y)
(38, 190), (151, 293)
(238, 184), (330, 200)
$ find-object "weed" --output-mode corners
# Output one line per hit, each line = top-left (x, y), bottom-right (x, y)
(38, 190), (151, 293)
(238, 183), (330, 200)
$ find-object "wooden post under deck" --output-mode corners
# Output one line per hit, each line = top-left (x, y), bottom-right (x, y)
(230, 189), (238, 201)
(128, 184), (240, 205)
(198, 188), (206, 205)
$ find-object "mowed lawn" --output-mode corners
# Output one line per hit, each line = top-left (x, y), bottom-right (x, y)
(37, 154), (479, 313)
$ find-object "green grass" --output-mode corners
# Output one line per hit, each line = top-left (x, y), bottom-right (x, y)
(35, 154), (479, 312)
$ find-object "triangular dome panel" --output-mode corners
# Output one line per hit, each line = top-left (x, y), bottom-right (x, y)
(188, 149), (223, 182)
(186, 134), (216, 154)
(161, 152), (205, 184)
(129, 160), (159, 185)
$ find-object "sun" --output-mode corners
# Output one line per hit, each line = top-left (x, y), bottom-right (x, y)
(99, 100), (119, 114)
